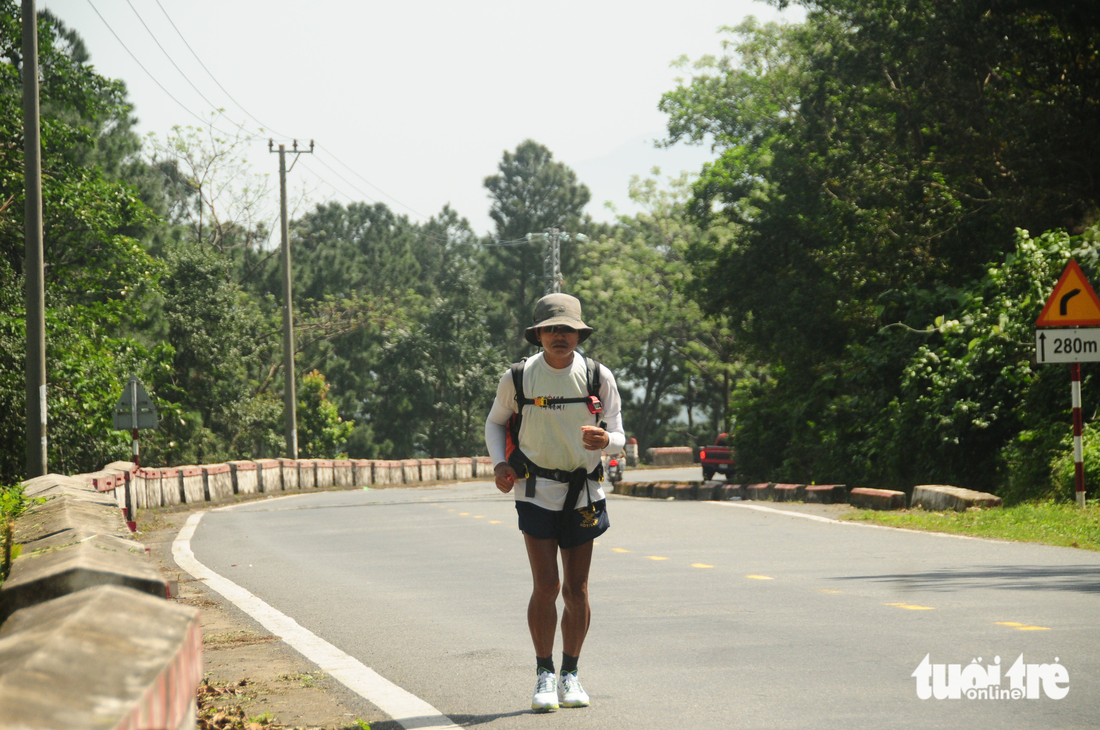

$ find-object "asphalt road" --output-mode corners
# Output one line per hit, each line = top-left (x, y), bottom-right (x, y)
(190, 472), (1100, 729)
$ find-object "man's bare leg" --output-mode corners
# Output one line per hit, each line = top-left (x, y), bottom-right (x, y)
(524, 534), (561, 658)
(560, 540), (593, 656)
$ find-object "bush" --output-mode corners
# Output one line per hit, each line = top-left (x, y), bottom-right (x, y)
(1050, 423), (1100, 503)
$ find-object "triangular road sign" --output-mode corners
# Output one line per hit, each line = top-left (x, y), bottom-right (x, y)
(113, 375), (158, 430)
(1036, 260), (1100, 327)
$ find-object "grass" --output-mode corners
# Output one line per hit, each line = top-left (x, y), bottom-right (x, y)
(843, 500), (1100, 550)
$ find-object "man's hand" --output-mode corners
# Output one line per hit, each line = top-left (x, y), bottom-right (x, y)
(581, 425), (610, 451)
(494, 462), (518, 493)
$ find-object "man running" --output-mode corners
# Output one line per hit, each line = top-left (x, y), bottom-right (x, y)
(484, 293), (625, 712)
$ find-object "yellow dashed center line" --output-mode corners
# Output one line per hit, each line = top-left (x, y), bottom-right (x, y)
(473, 515), (484, 519)
(746, 575), (774, 581)
(996, 621), (1051, 631)
(646, 556), (669, 561)
(692, 563), (714, 569)
(489, 520), (501, 525)
(458, 512), (469, 516)
(610, 548), (630, 553)
(886, 602), (935, 610)
(818, 589), (842, 594)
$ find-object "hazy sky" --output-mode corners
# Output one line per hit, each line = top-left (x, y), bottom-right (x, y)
(44, 1), (804, 239)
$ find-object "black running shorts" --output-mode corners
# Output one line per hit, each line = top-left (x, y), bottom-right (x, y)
(516, 499), (610, 549)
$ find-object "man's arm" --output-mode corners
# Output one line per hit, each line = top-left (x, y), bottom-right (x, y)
(597, 364), (626, 454)
(485, 369), (518, 493)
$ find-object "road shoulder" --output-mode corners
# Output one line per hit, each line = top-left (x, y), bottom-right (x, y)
(138, 493), (399, 730)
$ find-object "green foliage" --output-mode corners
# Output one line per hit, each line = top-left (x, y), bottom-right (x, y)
(297, 370), (353, 458)
(1, 482), (30, 582)
(370, 265), (507, 458)
(1051, 424), (1100, 504)
(0, 5), (165, 482)
(481, 140), (594, 356)
(576, 172), (744, 450)
(0, 483), (28, 522)
(660, 5), (1100, 496)
(143, 243), (282, 466)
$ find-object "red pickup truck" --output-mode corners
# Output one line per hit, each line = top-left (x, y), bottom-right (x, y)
(699, 433), (734, 481)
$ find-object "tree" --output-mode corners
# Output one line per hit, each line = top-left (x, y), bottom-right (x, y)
(297, 370), (353, 458)
(482, 140), (592, 355)
(0, 5), (166, 481)
(145, 122), (272, 255)
(369, 262), (506, 458)
(143, 244), (282, 466)
(575, 173), (744, 451)
(658, 4), (1100, 489)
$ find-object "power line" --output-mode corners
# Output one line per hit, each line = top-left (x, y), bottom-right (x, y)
(148, 0), (429, 222)
(123, 0), (233, 127)
(88, 1), (479, 242)
(85, 0), (262, 142)
(315, 144), (432, 221)
(304, 156), (379, 205)
(152, 0), (293, 139)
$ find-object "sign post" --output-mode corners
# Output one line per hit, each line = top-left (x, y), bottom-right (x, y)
(113, 376), (158, 529)
(1035, 260), (1100, 507)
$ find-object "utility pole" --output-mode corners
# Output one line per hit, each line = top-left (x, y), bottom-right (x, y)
(269, 139), (313, 459)
(23, 0), (46, 478)
(525, 228), (587, 294)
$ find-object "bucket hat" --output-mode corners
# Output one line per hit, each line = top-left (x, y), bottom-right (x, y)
(524, 293), (593, 346)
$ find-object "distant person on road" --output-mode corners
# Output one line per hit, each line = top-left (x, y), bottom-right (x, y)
(484, 293), (625, 712)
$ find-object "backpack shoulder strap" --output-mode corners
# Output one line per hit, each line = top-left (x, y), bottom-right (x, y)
(586, 357), (607, 429)
(510, 359), (530, 408)
(585, 357), (602, 397)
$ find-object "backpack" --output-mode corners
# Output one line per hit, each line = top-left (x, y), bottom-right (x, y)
(504, 356), (604, 464)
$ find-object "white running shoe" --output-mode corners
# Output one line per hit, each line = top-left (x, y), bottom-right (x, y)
(531, 670), (559, 712)
(559, 671), (590, 708)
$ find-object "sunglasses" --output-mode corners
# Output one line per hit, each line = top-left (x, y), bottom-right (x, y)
(541, 325), (577, 334)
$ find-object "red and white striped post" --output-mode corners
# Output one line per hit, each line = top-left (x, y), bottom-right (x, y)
(1072, 363), (1086, 507)
(125, 379), (139, 532)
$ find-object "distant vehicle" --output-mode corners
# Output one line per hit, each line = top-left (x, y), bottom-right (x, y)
(604, 452), (625, 484)
(700, 433), (734, 481)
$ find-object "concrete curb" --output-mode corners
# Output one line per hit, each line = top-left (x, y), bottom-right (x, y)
(849, 487), (907, 511)
(0, 585), (202, 730)
(0, 473), (197, 728)
(911, 484), (1003, 511)
(614, 481), (856, 508)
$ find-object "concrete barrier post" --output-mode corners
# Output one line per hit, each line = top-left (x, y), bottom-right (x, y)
(278, 458), (300, 490)
(255, 459), (281, 492)
(298, 459), (317, 489)
(314, 459), (335, 488)
(418, 459), (439, 484)
(475, 457), (493, 478)
(137, 467), (162, 508)
(159, 467), (182, 506)
(203, 464), (234, 502)
(334, 459), (354, 487)
(645, 447), (695, 466)
(402, 459), (421, 484)
(438, 458), (456, 482)
(229, 461), (259, 495)
(179, 466), (205, 504)
(353, 459), (373, 486)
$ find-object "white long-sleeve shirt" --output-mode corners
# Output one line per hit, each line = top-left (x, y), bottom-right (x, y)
(485, 352), (625, 511)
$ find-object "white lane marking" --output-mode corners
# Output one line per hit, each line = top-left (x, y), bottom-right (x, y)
(709, 502), (989, 541)
(173, 512), (459, 730)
